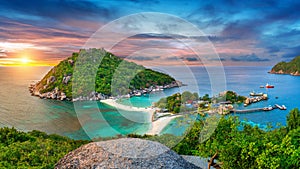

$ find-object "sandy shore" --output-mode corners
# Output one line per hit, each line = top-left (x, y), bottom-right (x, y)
(100, 99), (157, 122)
(146, 115), (182, 135)
(100, 99), (180, 135)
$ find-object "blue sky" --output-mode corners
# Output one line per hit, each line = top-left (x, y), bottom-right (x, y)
(0, 0), (300, 66)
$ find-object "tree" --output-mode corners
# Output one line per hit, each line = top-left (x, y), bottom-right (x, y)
(287, 108), (300, 131)
(0, 127), (89, 168)
(201, 94), (211, 102)
(181, 91), (195, 103)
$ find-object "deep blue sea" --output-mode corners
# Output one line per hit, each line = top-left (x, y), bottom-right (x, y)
(0, 66), (299, 140)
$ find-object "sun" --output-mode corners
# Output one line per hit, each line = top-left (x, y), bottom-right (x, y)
(21, 57), (30, 64)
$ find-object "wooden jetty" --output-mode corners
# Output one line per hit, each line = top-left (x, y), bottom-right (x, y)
(232, 104), (287, 114)
(231, 108), (264, 114)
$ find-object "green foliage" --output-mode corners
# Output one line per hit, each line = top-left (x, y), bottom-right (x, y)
(173, 121), (203, 155)
(181, 91), (198, 103)
(237, 95), (247, 103)
(215, 91), (246, 103)
(167, 93), (182, 113)
(170, 109), (300, 169)
(200, 94), (211, 102)
(0, 127), (89, 168)
(287, 108), (300, 131)
(271, 56), (300, 74)
(1, 108), (300, 168)
(37, 48), (176, 98)
(155, 91), (199, 113)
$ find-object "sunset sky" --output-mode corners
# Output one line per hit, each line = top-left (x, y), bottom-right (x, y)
(0, 0), (300, 66)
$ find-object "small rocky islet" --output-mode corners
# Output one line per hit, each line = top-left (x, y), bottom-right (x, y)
(269, 56), (300, 76)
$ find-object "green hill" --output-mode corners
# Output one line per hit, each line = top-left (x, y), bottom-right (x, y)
(270, 56), (300, 76)
(30, 48), (178, 100)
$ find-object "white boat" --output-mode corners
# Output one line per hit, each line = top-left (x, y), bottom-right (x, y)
(263, 105), (273, 111)
(250, 91), (264, 96)
(282, 105), (287, 110)
(275, 104), (287, 110)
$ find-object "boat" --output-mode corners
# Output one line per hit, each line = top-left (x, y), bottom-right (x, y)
(275, 104), (287, 110)
(259, 85), (264, 88)
(250, 91), (264, 96)
(263, 106), (273, 111)
(265, 83), (274, 88)
(282, 105), (287, 110)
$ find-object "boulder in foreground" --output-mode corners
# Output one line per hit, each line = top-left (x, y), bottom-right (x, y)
(55, 138), (201, 169)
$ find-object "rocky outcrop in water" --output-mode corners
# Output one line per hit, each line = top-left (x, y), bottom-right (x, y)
(29, 85), (67, 101)
(55, 138), (201, 169)
(270, 56), (300, 76)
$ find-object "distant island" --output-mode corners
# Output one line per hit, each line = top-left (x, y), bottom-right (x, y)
(269, 56), (300, 76)
(29, 48), (181, 101)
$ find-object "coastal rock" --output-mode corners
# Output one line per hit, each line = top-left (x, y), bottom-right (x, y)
(47, 76), (56, 84)
(62, 75), (71, 84)
(291, 71), (300, 76)
(59, 92), (67, 101)
(55, 138), (201, 169)
(270, 69), (300, 76)
(68, 59), (74, 66)
(270, 69), (284, 74)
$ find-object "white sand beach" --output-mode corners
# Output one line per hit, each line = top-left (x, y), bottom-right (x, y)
(145, 115), (182, 135)
(100, 99), (157, 122)
(100, 99), (181, 135)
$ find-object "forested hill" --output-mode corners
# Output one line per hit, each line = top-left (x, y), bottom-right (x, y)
(29, 48), (178, 101)
(270, 56), (300, 76)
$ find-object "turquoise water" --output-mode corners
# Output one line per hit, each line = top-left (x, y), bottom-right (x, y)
(0, 66), (299, 140)
(120, 66), (300, 132)
(0, 67), (150, 140)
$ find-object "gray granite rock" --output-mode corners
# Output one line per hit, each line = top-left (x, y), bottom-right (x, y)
(181, 155), (214, 169)
(55, 138), (202, 169)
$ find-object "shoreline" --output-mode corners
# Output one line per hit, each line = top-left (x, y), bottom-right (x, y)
(145, 115), (182, 135)
(100, 99), (180, 135)
(100, 99), (157, 122)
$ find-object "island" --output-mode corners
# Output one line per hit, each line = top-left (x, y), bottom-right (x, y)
(29, 48), (182, 101)
(269, 56), (300, 76)
(28, 48), (185, 136)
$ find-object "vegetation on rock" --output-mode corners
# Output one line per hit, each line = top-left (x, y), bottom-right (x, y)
(32, 48), (177, 99)
(155, 91), (199, 113)
(270, 56), (300, 75)
(214, 90), (246, 103)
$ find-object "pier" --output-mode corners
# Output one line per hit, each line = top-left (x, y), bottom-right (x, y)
(232, 108), (264, 114)
(231, 104), (287, 114)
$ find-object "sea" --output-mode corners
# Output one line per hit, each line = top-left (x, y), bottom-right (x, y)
(0, 66), (299, 140)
